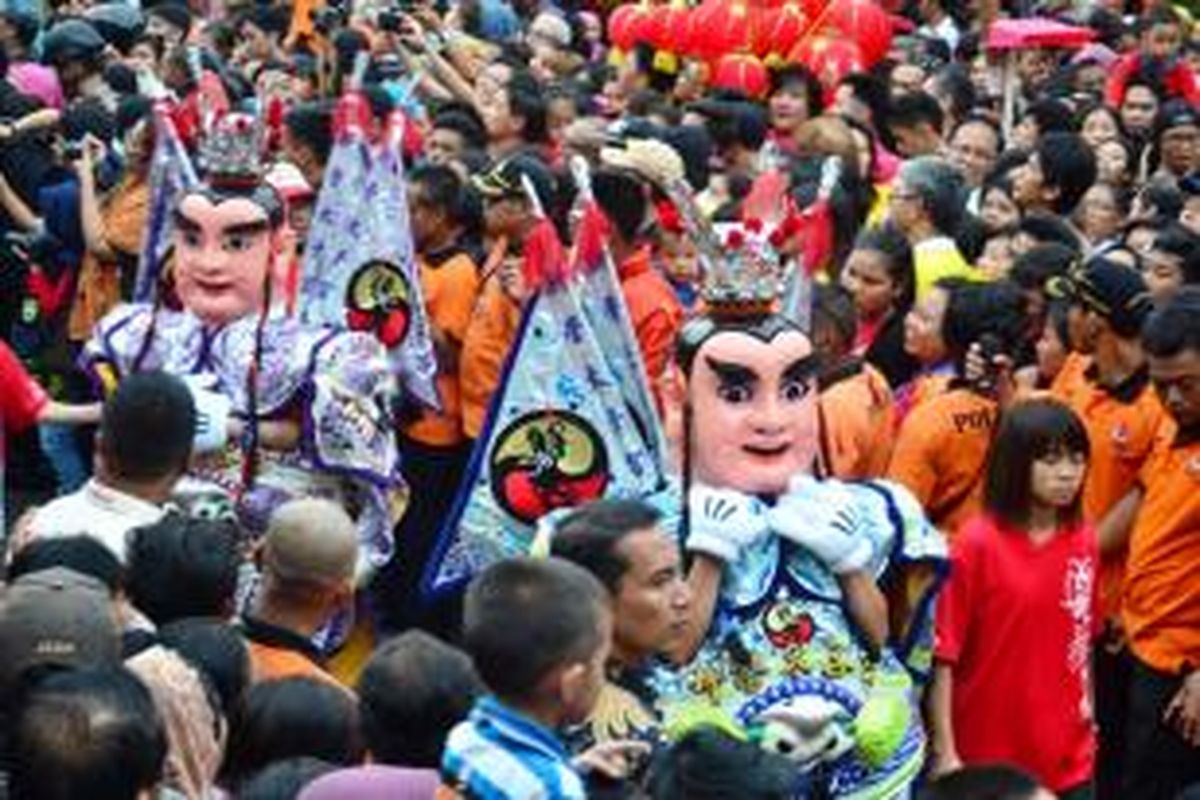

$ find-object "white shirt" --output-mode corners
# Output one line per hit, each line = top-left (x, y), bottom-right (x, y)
(27, 479), (166, 563)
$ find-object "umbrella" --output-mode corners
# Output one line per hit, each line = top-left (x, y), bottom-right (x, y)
(985, 17), (1095, 50)
(984, 18), (1095, 141)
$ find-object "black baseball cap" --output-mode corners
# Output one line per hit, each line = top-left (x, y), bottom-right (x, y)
(1047, 256), (1154, 337)
(41, 19), (106, 65)
(472, 152), (556, 211)
(1156, 100), (1200, 138)
(0, 567), (120, 701)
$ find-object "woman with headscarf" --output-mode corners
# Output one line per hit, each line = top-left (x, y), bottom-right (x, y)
(126, 645), (227, 800)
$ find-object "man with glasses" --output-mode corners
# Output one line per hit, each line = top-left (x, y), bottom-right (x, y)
(888, 156), (978, 300)
(947, 116), (1001, 213)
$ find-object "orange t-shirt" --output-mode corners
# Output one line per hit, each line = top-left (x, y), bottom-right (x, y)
(1122, 419), (1200, 674)
(1049, 351), (1094, 399)
(1051, 363), (1166, 619)
(894, 368), (953, 429)
(68, 177), (150, 341)
(820, 361), (896, 480)
(618, 247), (684, 397)
(246, 640), (344, 687)
(405, 251), (481, 447)
(459, 270), (523, 440)
(887, 386), (998, 538)
(241, 615), (348, 689)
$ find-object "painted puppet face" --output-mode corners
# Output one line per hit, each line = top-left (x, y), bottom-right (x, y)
(688, 328), (819, 496)
(173, 193), (276, 325)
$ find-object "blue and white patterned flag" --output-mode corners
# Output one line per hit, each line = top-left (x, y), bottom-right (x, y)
(423, 157), (670, 598)
(300, 103), (439, 409)
(134, 105), (198, 302)
(568, 157), (669, 470)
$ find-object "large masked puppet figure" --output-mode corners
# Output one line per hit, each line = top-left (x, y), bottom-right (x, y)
(651, 201), (947, 798)
(83, 115), (403, 573)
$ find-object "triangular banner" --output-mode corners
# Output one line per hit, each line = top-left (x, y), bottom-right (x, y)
(424, 276), (668, 596)
(300, 102), (439, 409)
(133, 104), (198, 303)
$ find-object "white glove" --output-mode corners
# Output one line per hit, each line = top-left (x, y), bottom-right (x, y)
(181, 374), (231, 453)
(687, 485), (769, 563)
(766, 475), (873, 574)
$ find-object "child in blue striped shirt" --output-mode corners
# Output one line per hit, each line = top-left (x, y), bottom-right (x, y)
(441, 557), (614, 800)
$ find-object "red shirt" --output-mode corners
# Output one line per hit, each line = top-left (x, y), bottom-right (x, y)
(1105, 53), (1200, 108)
(0, 341), (48, 535)
(936, 515), (1100, 792)
(0, 341), (47, 440)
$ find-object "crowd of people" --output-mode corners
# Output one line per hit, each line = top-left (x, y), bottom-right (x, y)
(1, 0), (1200, 796)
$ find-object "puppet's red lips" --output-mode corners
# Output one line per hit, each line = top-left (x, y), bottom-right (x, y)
(743, 443), (791, 457)
(195, 280), (234, 293)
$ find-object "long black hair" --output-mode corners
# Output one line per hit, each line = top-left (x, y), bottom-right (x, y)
(851, 224), (916, 313)
(983, 399), (1089, 531)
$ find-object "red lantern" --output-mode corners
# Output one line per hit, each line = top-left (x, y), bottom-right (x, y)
(828, 0), (892, 66)
(711, 53), (771, 99)
(665, 4), (695, 53)
(799, 0), (830, 23)
(687, 0), (760, 60)
(752, 7), (779, 56)
(641, 2), (691, 52)
(789, 36), (864, 98)
(756, 2), (810, 63)
(607, 4), (647, 52)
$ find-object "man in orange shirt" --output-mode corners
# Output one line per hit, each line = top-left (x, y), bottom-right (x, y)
(589, 167), (683, 403)
(459, 155), (557, 442)
(1046, 259), (1164, 800)
(888, 281), (1026, 538)
(1048, 261), (1163, 605)
(1118, 288), (1200, 798)
(241, 498), (357, 688)
(377, 164), (482, 636)
(812, 285), (896, 479)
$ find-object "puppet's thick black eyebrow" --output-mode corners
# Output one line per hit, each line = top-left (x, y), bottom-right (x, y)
(221, 220), (271, 237)
(782, 355), (821, 383)
(172, 210), (202, 234)
(172, 213), (270, 238)
(704, 356), (759, 385)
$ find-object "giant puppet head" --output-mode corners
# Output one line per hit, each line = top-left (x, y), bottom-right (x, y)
(678, 312), (820, 497)
(172, 114), (288, 326)
(673, 215), (822, 497)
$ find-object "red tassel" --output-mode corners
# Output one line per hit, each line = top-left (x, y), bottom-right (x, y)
(334, 91), (372, 140)
(798, 199), (834, 275)
(521, 218), (568, 291)
(572, 200), (611, 274)
(655, 199), (683, 234)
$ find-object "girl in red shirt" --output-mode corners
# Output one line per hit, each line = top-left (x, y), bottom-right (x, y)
(930, 399), (1100, 798)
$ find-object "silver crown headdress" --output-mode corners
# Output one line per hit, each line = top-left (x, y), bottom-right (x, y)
(659, 175), (785, 316)
(197, 112), (267, 188)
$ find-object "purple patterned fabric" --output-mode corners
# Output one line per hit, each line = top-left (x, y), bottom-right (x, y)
(83, 303), (404, 569)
